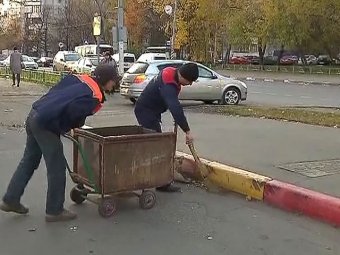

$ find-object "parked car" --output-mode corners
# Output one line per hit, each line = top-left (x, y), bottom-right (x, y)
(317, 55), (332, 65)
(31, 57), (39, 63)
(120, 60), (247, 105)
(0, 55), (7, 66)
(53, 51), (81, 72)
(280, 55), (298, 65)
(229, 56), (250, 65)
(263, 55), (278, 65)
(113, 53), (136, 72)
(1, 55), (38, 69)
(298, 55), (318, 65)
(246, 56), (260, 65)
(72, 56), (103, 74)
(137, 53), (167, 63)
(0, 54), (7, 61)
(37, 57), (53, 67)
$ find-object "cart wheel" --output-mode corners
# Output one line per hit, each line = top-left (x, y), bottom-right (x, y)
(98, 198), (116, 218)
(139, 191), (156, 210)
(70, 187), (86, 204)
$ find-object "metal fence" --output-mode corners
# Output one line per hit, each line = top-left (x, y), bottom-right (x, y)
(215, 64), (340, 75)
(0, 67), (67, 86)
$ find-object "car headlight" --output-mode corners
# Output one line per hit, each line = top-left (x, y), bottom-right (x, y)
(240, 81), (247, 89)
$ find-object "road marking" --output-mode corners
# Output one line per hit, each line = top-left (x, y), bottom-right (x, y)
(300, 96), (312, 99)
(265, 93), (277, 96)
(284, 94), (293, 97)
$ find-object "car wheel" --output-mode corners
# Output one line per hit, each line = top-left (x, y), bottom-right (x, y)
(221, 87), (240, 105)
(130, 98), (136, 104)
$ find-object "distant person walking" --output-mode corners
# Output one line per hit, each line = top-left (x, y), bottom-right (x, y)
(101, 51), (117, 68)
(10, 47), (23, 87)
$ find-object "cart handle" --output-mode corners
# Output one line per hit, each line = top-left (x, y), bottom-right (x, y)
(63, 133), (99, 193)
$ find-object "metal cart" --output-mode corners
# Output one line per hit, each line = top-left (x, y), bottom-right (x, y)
(65, 125), (177, 218)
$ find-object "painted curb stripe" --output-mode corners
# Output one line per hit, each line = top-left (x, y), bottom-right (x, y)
(264, 180), (340, 226)
(176, 152), (271, 200)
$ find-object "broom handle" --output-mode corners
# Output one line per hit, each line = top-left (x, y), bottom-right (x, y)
(188, 142), (201, 164)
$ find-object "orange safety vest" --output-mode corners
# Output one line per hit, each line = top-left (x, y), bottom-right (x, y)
(77, 74), (103, 113)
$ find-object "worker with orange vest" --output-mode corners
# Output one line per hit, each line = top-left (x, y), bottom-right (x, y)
(0, 64), (121, 222)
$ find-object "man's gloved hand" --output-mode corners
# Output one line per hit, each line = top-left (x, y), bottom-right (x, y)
(185, 131), (194, 144)
(66, 129), (74, 137)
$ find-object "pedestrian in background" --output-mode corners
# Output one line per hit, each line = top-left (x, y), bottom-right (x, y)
(101, 51), (117, 68)
(10, 47), (23, 87)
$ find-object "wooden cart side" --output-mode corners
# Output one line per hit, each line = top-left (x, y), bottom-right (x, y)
(101, 134), (176, 194)
(73, 134), (79, 176)
(100, 143), (105, 198)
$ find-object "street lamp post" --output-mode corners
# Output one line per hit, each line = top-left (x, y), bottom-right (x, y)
(117, 0), (124, 75)
(93, 13), (101, 64)
(171, 0), (177, 59)
(165, 0), (177, 60)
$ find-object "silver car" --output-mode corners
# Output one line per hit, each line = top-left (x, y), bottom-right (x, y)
(120, 60), (247, 105)
(72, 57), (102, 74)
(2, 55), (38, 70)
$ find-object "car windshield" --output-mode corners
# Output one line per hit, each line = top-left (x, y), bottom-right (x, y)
(124, 57), (135, 63)
(157, 63), (183, 71)
(65, 53), (80, 62)
(127, 63), (149, 74)
(144, 63), (184, 75)
(89, 58), (99, 66)
(154, 56), (166, 60)
(22, 56), (33, 62)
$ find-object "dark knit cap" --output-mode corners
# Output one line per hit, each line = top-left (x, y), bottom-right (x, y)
(179, 63), (199, 82)
(93, 64), (120, 87)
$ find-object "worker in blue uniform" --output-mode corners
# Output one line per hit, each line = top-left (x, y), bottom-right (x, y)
(134, 62), (199, 192)
(0, 64), (121, 222)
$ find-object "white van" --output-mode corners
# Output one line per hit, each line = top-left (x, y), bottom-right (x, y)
(113, 53), (136, 72)
(137, 53), (167, 63)
(75, 44), (114, 57)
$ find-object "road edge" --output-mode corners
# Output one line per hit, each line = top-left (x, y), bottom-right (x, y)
(177, 151), (340, 227)
(234, 76), (340, 86)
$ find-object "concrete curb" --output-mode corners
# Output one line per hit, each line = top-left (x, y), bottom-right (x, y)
(176, 152), (271, 200)
(177, 151), (340, 227)
(264, 180), (340, 226)
(233, 77), (340, 86)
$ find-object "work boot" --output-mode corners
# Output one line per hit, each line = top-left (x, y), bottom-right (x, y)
(0, 201), (29, 215)
(45, 209), (77, 223)
(156, 183), (181, 193)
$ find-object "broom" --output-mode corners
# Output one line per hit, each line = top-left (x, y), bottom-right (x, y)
(187, 141), (218, 191)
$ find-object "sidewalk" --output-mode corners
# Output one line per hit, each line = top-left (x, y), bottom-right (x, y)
(174, 112), (340, 197)
(216, 69), (340, 86)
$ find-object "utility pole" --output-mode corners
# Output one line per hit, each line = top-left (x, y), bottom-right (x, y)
(170, 0), (177, 60)
(93, 13), (101, 64)
(117, 0), (124, 75)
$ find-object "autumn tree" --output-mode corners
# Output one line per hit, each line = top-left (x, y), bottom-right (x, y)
(0, 16), (22, 50)
(276, 0), (340, 59)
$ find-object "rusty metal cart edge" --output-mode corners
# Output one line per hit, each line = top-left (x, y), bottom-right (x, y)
(64, 125), (177, 218)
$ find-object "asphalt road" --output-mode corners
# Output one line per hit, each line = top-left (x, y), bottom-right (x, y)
(246, 80), (340, 107)
(1, 81), (340, 255)
(36, 66), (340, 107)
(1, 125), (339, 255)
